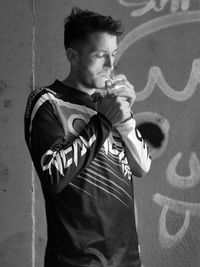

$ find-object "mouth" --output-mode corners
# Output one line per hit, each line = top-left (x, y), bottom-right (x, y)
(99, 73), (112, 81)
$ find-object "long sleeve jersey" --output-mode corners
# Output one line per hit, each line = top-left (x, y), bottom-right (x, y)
(24, 80), (151, 267)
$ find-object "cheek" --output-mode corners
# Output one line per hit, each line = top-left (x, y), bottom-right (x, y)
(78, 58), (106, 88)
(79, 60), (95, 75)
(94, 78), (106, 89)
(89, 58), (104, 73)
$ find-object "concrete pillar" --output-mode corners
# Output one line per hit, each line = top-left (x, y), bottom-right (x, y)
(0, 1), (33, 266)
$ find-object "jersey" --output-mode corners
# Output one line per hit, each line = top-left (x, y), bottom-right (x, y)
(24, 79), (150, 267)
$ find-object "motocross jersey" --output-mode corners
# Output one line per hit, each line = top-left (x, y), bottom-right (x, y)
(24, 80), (151, 267)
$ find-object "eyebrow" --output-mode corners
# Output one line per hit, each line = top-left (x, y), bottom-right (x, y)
(93, 48), (118, 53)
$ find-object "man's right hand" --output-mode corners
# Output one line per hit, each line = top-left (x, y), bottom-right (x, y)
(97, 95), (131, 127)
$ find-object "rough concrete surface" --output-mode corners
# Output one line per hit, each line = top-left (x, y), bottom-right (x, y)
(0, 0), (33, 266)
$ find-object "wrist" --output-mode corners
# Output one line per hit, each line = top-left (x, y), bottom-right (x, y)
(116, 112), (136, 131)
(121, 111), (134, 124)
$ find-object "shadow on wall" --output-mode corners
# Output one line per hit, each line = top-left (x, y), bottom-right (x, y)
(135, 112), (170, 160)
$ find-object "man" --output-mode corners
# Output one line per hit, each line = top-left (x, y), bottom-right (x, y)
(24, 7), (151, 267)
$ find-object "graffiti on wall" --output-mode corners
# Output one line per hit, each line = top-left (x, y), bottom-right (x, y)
(116, 7), (200, 102)
(117, 0), (200, 250)
(119, 0), (192, 16)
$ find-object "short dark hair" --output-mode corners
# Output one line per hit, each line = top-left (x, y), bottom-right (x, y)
(64, 7), (123, 50)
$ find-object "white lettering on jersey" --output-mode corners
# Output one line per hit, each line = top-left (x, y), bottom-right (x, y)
(41, 134), (96, 176)
(103, 133), (132, 180)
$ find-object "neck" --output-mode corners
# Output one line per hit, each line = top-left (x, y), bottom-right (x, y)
(61, 73), (95, 95)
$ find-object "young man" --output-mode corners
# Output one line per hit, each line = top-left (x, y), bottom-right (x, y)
(24, 7), (151, 267)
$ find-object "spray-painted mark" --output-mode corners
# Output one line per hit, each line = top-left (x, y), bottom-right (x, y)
(116, 11), (200, 61)
(0, 80), (8, 95)
(118, 0), (192, 16)
(135, 112), (170, 159)
(3, 100), (12, 108)
(159, 202), (190, 248)
(153, 193), (200, 248)
(167, 152), (200, 188)
(134, 59), (200, 102)
(0, 161), (9, 185)
(115, 12), (200, 101)
(0, 188), (6, 192)
(118, 0), (200, 257)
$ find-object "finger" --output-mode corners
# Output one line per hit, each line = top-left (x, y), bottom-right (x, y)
(110, 74), (126, 88)
(119, 98), (131, 109)
(111, 79), (134, 89)
(109, 77), (127, 88)
(115, 96), (128, 101)
(114, 88), (136, 107)
(114, 76), (134, 91)
(111, 87), (136, 99)
(113, 74), (126, 81)
(112, 86), (134, 93)
(112, 80), (126, 89)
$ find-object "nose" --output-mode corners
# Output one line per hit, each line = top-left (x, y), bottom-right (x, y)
(104, 54), (114, 71)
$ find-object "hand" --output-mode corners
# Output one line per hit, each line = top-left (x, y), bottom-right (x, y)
(106, 74), (136, 108)
(97, 94), (131, 127)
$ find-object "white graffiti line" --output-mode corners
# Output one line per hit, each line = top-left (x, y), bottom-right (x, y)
(116, 11), (200, 102)
(169, 0), (191, 13)
(166, 152), (200, 189)
(131, 0), (159, 16)
(118, 0), (147, 7)
(116, 11), (200, 62)
(159, 204), (190, 248)
(134, 59), (200, 102)
(153, 193), (200, 248)
(118, 0), (192, 17)
(153, 193), (200, 216)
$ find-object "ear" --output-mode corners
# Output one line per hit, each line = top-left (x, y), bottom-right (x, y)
(66, 48), (79, 66)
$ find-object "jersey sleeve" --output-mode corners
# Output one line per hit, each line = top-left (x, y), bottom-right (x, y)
(116, 117), (152, 177)
(24, 93), (112, 194)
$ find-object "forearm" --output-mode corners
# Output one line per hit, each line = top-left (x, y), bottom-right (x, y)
(116, 117), (151, 177)
(35, 113), (111, 193)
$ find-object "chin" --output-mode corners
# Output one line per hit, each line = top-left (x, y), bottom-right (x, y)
(94, 78), (106, 89)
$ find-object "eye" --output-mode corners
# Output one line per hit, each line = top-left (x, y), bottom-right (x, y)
(95, 53), (105, 58)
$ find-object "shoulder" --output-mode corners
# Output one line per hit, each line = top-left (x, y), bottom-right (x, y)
(24, 86), (57, 120)
(27, 86), (56, 103)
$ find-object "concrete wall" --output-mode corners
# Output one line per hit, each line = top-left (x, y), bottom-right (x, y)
(1, 0), (200, 266)
(117, 1), (200, 267)
(0, 0), (33, 266)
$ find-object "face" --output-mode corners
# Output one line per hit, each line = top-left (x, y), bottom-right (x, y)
(75, 32), (118, 89)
